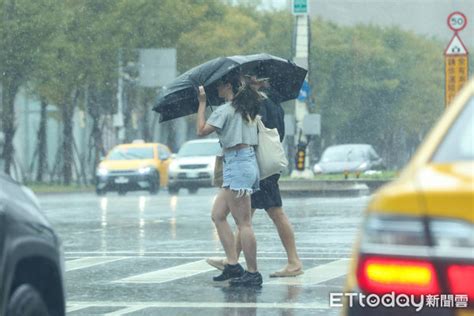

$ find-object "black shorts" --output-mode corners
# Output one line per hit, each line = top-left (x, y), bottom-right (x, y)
(251, 174), (282, 210)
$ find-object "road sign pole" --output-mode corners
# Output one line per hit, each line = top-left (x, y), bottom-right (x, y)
(291, 1), (313, 178)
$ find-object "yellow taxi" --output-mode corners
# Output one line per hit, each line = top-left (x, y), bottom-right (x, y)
(95, 140), (172, 195)
(343, 78), (474, 316)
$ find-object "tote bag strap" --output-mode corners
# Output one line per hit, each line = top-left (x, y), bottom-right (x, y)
(255, 115), (265, 132)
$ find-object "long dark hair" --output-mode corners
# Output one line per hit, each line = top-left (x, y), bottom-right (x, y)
(222, 72), (262, 122)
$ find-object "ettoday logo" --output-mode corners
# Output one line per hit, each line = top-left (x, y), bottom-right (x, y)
(330, 292), (469, 311)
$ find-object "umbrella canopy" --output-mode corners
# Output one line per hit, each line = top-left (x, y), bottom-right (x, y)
(153, 53), (307, 122)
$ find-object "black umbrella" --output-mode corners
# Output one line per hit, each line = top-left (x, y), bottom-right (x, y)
(152, 53), (307, 122)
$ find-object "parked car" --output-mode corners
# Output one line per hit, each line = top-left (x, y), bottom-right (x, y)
(0, 174), (65, 316)
(313, 144), (384, 174)
(168, 139), (221, 194)
(343, 79), (474, 315)
(95, 140), (172, 195)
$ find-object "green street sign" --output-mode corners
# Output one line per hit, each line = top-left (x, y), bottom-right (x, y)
(292, 0), (308, 15)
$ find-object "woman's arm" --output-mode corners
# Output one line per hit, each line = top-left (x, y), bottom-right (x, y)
(196, 86), (216, 136)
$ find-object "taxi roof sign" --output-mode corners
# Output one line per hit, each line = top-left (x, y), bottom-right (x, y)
(444, 34), (468, 56)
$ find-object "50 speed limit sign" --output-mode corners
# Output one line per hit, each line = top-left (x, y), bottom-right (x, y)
(447, 12), (467, 32)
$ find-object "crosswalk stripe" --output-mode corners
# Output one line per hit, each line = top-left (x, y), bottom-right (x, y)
(114, 259), (214, 284)
(65, 250), (350, 255)
(66, 305), (90, 313)
(66, 257), (126, 272)
(103, 306), (147, 315)
(264, 259), (350, 285)
(65, 256), (349, 261)
(67, 301), (329, 310)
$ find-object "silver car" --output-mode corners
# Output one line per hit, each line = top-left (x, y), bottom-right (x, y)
(168, 139), (221, 194)
(313, 144), (384, 174)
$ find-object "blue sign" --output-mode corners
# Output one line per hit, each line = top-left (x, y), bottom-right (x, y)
(297, 80), (310, 101)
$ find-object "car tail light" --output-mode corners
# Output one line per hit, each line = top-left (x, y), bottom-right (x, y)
(431, 219), (474, 301)
(357, 215), (474, 297)
(357, 256), (440, 295)
(447, 265), (474, 300)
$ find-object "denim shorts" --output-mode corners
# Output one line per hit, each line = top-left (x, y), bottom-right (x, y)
(222, 147), (260, 196)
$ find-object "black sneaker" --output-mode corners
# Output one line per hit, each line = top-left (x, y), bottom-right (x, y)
(213, 263), (244, 281)
(229, 271), (263, 287)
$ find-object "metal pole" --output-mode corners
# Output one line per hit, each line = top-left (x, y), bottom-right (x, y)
(291, 2), (312, 178)
(114, 49), (125, 143)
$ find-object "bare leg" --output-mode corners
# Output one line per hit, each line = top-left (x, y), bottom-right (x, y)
(211, 189), (237, 264)
(267, 206), (302, 272)
(226, 190), (258, 272)
(235, 206), (302, 271)
(234, 208), (256, 259)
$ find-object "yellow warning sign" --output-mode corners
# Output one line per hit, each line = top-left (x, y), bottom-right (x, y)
(445, 56), (469, 107)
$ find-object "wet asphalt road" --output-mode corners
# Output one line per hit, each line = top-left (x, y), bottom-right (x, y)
(38, 188), (370, 316)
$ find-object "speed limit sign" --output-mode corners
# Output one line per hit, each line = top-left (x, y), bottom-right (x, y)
(447, 12), (467, 32)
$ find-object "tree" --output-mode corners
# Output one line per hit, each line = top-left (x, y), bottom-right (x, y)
(310, 20), (444, 167)
(32, 0), (122, 184)
(0, 0), (59, 174)
(35, 99), (49, 182)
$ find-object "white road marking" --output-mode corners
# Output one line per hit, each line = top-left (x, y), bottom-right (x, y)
(65, 250), (350, 255)
(114, 259), (214, 284)
(67, 301), (329, 310)
(103, 306), (147, 315)
(66, 257), (126, 272)
(65, 255), (349, 261)
(66, 305), (90, 313)
(265, 259), (350, 285)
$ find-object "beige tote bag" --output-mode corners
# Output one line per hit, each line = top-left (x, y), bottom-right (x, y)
(255, 116), (288, 180)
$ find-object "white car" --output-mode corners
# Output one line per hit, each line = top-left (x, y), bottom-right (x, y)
(168, 139), (221, 194)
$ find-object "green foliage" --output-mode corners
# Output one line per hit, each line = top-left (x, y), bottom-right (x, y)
(310, 20), (445, 166)
(0, 0), (59, 82)
(0, 0), (464, 174)
(0, 1), (293, 114)
(33, 0), (122, 105)
(114, 0), (225, 49)
(177, 8), (265, 72)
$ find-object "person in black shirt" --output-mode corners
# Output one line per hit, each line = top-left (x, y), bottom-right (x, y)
(207, 77), (303, 277)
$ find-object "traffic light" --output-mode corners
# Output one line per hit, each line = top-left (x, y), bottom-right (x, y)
(295, 146), (306, 171)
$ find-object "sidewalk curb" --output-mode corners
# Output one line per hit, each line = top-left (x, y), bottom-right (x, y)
(31, 180), (392, 197)
(279, 179), (391, 197)
(33, 189), (94, 196)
